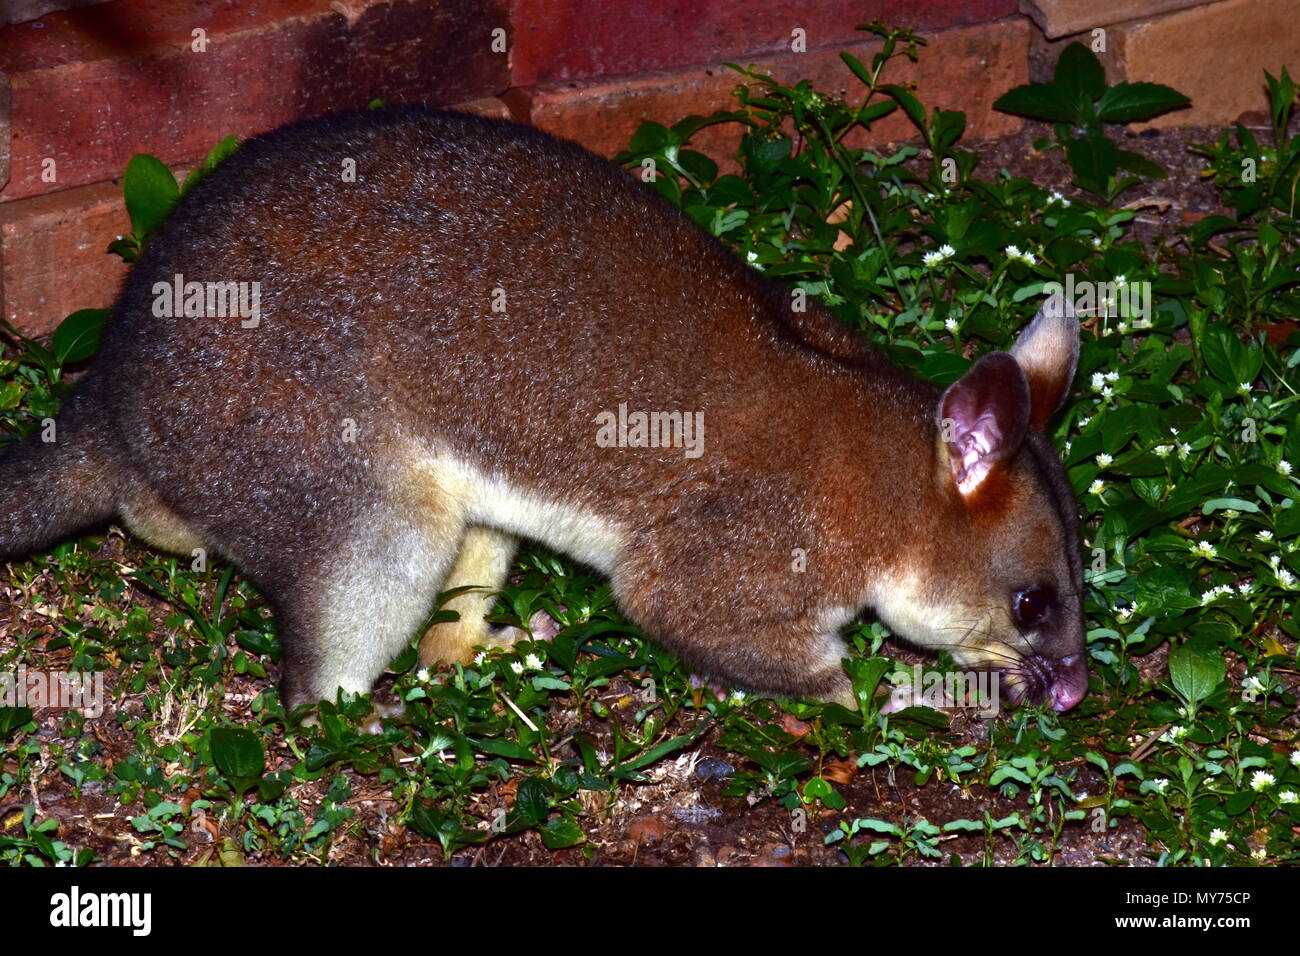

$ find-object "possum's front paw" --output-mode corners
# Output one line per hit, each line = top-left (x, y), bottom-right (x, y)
(495, 608), (563, 644)
(420, 609), (562, 667)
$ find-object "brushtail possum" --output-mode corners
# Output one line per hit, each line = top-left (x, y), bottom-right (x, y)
(0, 107), (1088, 713)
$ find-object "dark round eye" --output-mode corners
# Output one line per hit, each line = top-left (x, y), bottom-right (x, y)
(1014, 587), (1051, 628)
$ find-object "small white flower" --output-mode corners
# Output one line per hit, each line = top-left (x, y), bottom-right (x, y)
(1089, 479), (1106, 495)
(1154, 444), (1172, 458)
(473, 651), (487, 666)
(1152, 778), (1170, 794)
(1091, 372), (1106, 391)
(1277, 568), (1296, 588)
(1159, 725), (1188, 741)
(1241, 674), (1266, 700)
(1192, 541), (1217, 559)
(1257, 530), (1273, 542)
(746, 250), (758, 263)
(524, 653), (544, 671)
(1101, 386), (1114, 399)
(1278, 460), (1293, 476)
(1280, 790), (1298, 804)
(417, 668), (431, 682)
(1078, 415), (1092, 428)
(1269, 554), (1282, 567)
(1178, 442), (1192, 459)
(922, 250), (945, 268)
(1117, 321), (1130, 335)
(509, 660), (524, 675)
(1114, 275), (1127, 285)
(1291, 749), (1300, 768)
(1004, 244), (1022, 260)
(1251, 848), (1267, 861)
(1104, 371), (1119, 383)
(1238, 382), (1252, 395)
(1095, 453), (1113, 468)
(1091, 237), (1102, 248)
(1116, 604), (1135, 622)
(1237, 582), (1253, 595)
(1209, 828), (1228, 845)
(1251, 770), (1275, 791)
(1063, 440), (1072, 454)
(944, 317), (959, 332)
(1200, 589), (1217, 605)
(938, 243), (955, 258)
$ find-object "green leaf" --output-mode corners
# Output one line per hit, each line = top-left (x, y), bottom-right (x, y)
(470, 737), (540, 762)
(1095, 82), (1190, 123)
(514, 777), (549, 826)
(52, 308), (109, 365)
(181, 135), (240, 195)
(1168, 646), (1225, 705)
(210, 728), (265, 779)
(839, 52), (875, 88)
(122, 154), (180, 239)
(1066, 133), (1120, 184)
(1055, 42), (1106, 102)
(0, 707), (34, 737)
(993, 83), (1082, 123)
(879, 84), (927, 134)
(538, 818), (585, 849)
(1114, 148), (1167, 179)
(1202, 497), (1259, 514)
(616, 719), (712, 772)
(1200, 324), (1260, 385)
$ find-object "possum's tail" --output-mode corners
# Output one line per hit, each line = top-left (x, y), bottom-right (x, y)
(0, 412), (119, 561)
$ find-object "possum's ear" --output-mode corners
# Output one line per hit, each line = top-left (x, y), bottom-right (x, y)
(1012, 292), (1079, 431)
(937, 352), (1030, 497)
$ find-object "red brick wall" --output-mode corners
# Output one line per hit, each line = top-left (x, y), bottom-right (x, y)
(0, 0), (1033, 335)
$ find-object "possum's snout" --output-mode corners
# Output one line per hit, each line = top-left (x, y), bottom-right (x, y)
(1002, 652), (1088, 711)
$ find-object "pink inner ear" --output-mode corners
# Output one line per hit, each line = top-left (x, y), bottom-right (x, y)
(938, 352), (1030, 494)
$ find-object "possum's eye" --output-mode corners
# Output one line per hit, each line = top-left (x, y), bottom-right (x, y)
(1014, 587), (1052, 628)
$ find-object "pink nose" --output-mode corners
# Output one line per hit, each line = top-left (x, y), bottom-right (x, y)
(1050, 655), (1088, 711)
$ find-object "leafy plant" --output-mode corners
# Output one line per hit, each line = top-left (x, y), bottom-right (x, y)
(993, 42), (1190, 199)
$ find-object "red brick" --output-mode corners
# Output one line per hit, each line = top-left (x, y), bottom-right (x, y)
(520, 19), (1029, 162)
(1111, 0), (1300, 130)
(511, 0), (1020, 86)
(445, 96), (514, 120)
(0, 180), (131, 336)
(0, 0), (509, 202)
(1020, 0), (1204, 40)
(0, 71), (9, 190)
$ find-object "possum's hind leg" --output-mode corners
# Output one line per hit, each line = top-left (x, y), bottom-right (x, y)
(269, 505), (465, 713)
(418, 525), (518, 666)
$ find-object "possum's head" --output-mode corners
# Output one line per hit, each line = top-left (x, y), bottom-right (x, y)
(880, 293), (1088, 711)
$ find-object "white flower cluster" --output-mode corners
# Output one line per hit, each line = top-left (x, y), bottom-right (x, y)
(1004, 244), (1036, 265)
(921, 243), (956, 268)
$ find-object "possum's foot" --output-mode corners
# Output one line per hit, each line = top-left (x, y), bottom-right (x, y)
(359, 699), (405, 735)
(879, 683), (922, 714)
(493, 608), (563, 645)
(688, 673), (730, 701)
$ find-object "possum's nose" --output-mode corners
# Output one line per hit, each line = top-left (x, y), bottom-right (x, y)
(1049, 654), (1088, 711)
